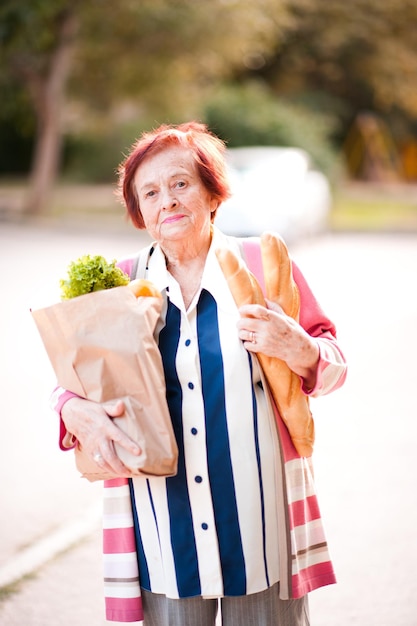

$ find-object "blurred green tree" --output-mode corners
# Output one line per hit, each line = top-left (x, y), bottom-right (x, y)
(247, 0), (417, 136)
(204, 81), (341, 177)
(1, 0), (417, 213)
(0, 0), (291, 215)
(0, 0), (79, 214)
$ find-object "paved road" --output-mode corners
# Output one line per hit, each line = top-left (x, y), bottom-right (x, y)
(1, 222), (416, 625)
(0, 220), (150, 563)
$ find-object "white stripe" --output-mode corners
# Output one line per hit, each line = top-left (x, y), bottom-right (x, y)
(103, 584), (141, 599)
(221, 327), (269, 590)
(104, 557), (138, 578)
(291, 518), (327, 553)
(104, 552), (138, 564)
(103, 484), (131, 498)
(147, 479), (179, 596)
(255, 385), (281, 586)
(313, 338), (346, 396)
(292, 546), (331, 573)
(180, 309), (223, 598)
(284, 458), (316, 504)
(103, 513), (134, 529)
(131, 477), (180, 597)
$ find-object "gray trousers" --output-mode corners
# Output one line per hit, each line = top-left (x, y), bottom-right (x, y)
(141, 583), (310, 626)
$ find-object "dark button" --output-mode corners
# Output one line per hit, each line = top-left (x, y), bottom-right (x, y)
(195, 475), (203, 483)
(201, 523), (208, 530)
(185, 339), (191, 346)
(191, 427), (198, 435)
(188, 382), (194, 390)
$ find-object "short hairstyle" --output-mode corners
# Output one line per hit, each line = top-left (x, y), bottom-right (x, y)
(117, 121), (232, 229)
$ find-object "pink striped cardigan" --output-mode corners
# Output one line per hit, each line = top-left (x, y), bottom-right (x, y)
(56, 237), (347, 623)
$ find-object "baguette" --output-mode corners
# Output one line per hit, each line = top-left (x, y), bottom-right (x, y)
(260, 231), (300, 319)
(216, 238), (314, 457)
(215, 248), (265, 307)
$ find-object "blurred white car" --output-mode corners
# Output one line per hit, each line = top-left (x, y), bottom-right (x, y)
(215, 146), (332, 242)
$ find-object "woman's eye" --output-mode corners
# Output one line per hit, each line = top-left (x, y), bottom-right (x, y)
(145, 190), (156, 198)
(175, 180), (186, 189)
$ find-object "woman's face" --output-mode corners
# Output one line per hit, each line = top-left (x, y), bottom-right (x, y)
(133, 145), (217, 246)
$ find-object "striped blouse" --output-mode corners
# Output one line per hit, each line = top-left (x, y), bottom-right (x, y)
(121, 228), (344, 600)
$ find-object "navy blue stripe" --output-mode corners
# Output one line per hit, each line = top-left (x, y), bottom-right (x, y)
(197, 290), (246, 595)
(249, 356), (270, 586)
(128, 478), (150, 589)
(159, 300), (201, 597)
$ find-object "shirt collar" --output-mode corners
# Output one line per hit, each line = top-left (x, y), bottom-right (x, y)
(145, 227), (243, 314)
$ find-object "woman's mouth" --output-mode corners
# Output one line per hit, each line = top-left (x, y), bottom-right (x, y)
(162, 213), (186, 224)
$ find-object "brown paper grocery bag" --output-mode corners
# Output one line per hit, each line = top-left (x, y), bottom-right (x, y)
(32, 286), (178, 481)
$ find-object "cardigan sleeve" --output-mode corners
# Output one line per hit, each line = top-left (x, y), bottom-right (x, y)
(293, 262), (347, 397)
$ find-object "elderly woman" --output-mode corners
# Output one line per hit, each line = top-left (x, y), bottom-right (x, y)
(56, 122), (347, 626)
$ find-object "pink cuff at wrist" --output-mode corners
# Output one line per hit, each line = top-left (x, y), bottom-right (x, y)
(50, 387), (79, 450)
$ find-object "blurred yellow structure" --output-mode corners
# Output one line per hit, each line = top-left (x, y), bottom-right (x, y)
(401, 140), (417, 181)
(343, 113), (403, 182)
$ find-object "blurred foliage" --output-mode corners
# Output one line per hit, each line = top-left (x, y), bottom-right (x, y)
(0, 0), (79, 114)
(0, 0), (79, 212)
(0, 80), (34, 173)
(62, 114), (195, 182)
(62, 82), (343, 182)
(72, 0), (291, 116)
(0, 0), (291, 179)
(62, 133), (123, 183)
(249, 0), (417, 139)
(0, 0), (417, 186)
(204, 82), (342, 178)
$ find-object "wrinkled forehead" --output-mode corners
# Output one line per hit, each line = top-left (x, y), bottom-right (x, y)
(134, 145), (199, 187)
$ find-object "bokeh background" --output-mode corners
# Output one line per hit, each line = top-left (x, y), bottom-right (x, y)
(1, 2), (417, 625)
(0, 0), (416, 225)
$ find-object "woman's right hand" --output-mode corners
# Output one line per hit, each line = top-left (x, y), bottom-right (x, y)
(61, 397), (141, 475)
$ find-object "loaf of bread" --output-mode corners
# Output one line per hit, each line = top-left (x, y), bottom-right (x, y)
(260, 231), (300, 320)
(216, 233), (314, 457)
(215, 247), (265, 307)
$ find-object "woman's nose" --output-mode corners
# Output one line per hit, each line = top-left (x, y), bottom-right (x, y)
(161, 189), (178, 210)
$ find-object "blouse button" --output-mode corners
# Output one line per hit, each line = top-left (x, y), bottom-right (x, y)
(201, 523), (209, 530)
(185, 339), (191, 346)
(191, 427), (198, 435)
(188, 382), (194, 390)
(195, 475), (203, 483)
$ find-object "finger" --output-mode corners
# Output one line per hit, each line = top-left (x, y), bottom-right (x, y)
(108, 439), (137, 475)
(246, 330), (257, 344)
(94, 441), (134, 476)
(100, 456), (133, 476)
(102, 418), (142, 456)
(238, 304), (270, 319)
(238, 328), (259, 350)
(265, 299), (284, 315)
(102, 399), (126, 417)
(105, 454), (133, 476)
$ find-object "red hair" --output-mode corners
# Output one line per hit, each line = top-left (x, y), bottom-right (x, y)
(117, 121), (232, 229)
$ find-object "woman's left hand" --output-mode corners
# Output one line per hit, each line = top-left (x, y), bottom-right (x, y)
(237, 300), (320, 390)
